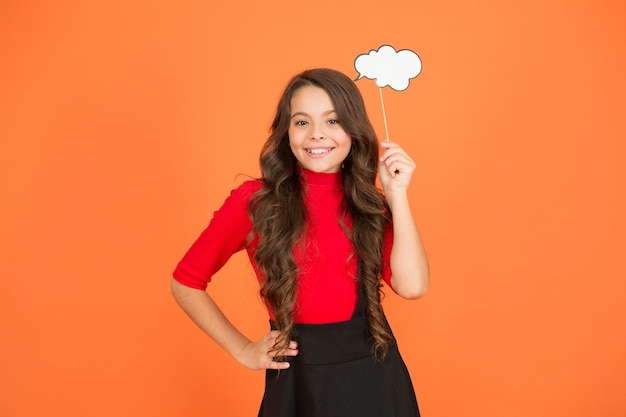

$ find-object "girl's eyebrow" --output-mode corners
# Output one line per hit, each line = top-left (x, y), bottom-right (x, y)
(290, 109), (337, 119)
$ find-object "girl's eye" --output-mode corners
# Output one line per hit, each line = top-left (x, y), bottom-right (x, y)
(295, 120), (308, 126)
(328, 119), (340, 125)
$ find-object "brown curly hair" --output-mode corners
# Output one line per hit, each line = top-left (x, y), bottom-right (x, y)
(248, 68), (392, 357)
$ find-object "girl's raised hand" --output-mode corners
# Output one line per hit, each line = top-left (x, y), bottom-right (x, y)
(379, 140), (416, 195)
(238, 330), (298, 370)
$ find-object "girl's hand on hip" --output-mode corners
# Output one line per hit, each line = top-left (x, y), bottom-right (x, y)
(379, 140), (415, 195)
(238, 330), (298, 370)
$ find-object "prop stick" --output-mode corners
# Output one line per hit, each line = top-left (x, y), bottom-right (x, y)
(379, 87), (390, 142)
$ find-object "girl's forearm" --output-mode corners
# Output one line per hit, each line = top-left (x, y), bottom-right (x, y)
(387, 192), (429, 299)
(171, 279), (251, 363)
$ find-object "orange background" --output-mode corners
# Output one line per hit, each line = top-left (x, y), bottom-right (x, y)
(1, 1), (625, 416)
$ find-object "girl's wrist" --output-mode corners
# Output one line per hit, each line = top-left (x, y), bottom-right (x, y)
(384, 189), (410, 208)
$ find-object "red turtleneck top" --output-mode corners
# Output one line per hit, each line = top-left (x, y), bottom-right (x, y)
(173, 169), (393, 324)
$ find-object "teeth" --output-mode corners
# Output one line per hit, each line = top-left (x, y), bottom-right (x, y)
(307, 148), (331, 155)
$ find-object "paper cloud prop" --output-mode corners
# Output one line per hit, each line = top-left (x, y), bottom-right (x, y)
(355, 45), (422, 91)
(354, 45), (422, 140)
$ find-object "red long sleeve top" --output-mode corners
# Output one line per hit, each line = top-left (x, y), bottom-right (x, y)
(173, 168), (393, 324)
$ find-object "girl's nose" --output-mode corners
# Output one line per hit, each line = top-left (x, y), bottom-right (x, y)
(310, 125), (325, 140)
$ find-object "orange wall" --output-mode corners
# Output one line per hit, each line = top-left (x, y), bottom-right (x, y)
(1, 1), (625, 416)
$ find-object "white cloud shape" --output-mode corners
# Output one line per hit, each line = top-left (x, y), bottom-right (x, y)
(354, 45), (422, 91)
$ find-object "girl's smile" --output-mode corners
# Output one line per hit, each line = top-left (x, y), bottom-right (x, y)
(305, 146), (335, 156)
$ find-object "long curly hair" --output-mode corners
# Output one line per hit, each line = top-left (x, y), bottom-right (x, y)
(248, 68), (392, 357)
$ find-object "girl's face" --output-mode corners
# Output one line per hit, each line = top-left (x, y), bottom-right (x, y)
(288, 86), (352, 174)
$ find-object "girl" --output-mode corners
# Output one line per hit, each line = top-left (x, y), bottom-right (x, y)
(172, 68), (429, 417)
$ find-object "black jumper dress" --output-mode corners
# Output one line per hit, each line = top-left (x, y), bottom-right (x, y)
(258, 283), (421, 417)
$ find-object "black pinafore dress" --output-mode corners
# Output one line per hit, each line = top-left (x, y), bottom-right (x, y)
(258, 283), (421, 417)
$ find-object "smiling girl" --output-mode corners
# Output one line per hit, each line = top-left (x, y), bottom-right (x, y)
(172, 68), (429, 417)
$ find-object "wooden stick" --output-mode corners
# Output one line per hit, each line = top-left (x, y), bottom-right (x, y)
(379, 87), (390, 141)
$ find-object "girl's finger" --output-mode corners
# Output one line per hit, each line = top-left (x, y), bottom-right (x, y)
(381, 151), (411, 167)
(269, 360), (291, 370)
